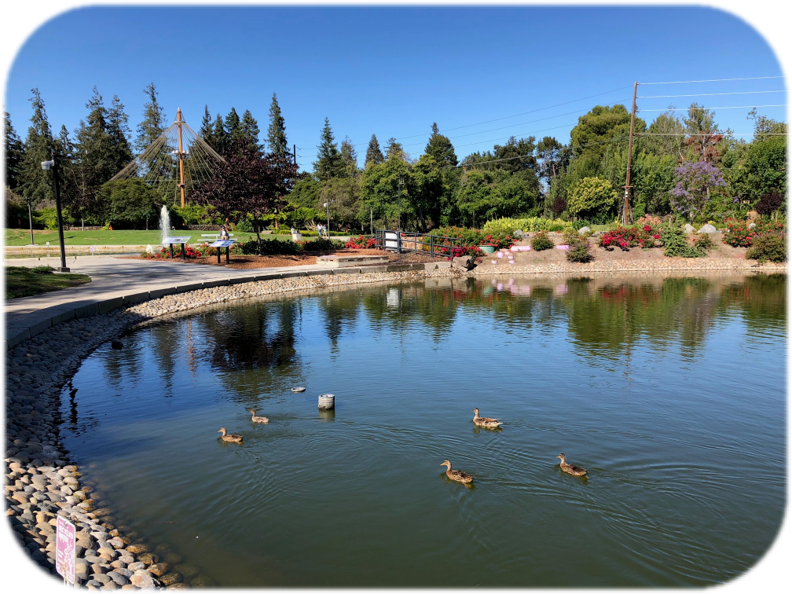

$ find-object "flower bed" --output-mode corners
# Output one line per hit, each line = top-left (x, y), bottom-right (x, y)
(722, 218), (785, 248)
(422, 227), (514, 258)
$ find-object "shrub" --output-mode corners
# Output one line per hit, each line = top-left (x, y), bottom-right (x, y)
(299, 238), (346, 251)
(565, 234), (593, 263)
(755, 191), (784, 216)
(481, 217), (569, 235)
(722, 218), (785, 248)
(568, 177), (618, 219)
(531, 231), (555, 251)
(746, 232), (787, 263)
(661, 226), (708, 258)
(346, 235), (376, 249)
(599, 224), (660, 251)
(571, 219), (591, 230)
(30, 265), (54, 274)
(427, 226), (514, 255)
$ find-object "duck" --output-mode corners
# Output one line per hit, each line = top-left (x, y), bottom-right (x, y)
(472, 408), (503, 429)
(441, 460), (474, 484)
(557, 453), (586, 477)
(218, 427), (243, 443)
(249, 409), (269, 424)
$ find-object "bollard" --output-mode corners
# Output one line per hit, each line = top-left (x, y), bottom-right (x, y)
(318, 394), (335, 410)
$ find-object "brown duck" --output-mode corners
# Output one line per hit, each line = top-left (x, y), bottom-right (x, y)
(249, 409), (269, 424)
(472, 408), (503, 429)
(557, 453), (586, 477)
(441, 460), (474, 484)
(218, 427), (243, 443)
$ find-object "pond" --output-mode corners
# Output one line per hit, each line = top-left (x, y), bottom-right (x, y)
(59, 273), (786, 587)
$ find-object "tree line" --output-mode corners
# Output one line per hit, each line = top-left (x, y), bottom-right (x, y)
(5, 84), (786, 236)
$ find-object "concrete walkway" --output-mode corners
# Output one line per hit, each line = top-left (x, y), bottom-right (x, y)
(3, 254), (446, 350)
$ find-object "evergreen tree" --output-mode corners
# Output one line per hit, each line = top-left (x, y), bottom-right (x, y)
(365, 134), (384, 167)
(424, 123), (458, 167)
(313, 117), (343, 181)
(199, 105), (213, 139)
(135, 82), (167, 154)
(19, 88), (56, 207)
(225, 108), (243, 142)
(76, 87), (117, 184)
(4, 111), (25, 191)
(106, 94), (133, 175)
(240, 109), (261, 149)
(267, 93), (289, 158)
(208, 114), (229, 155)
(385, 137), (407, 161)
(340, 136), (358, 177)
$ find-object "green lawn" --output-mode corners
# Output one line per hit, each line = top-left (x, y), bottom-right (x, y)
(5, 266), (92, 299)
(4, 229), (279, 246)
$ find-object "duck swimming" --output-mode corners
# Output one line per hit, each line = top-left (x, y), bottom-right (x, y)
(249, 409), (269, 424)
(557, 453), (586, 477)
(472, 408), (503, 429)
(441, 460), (474, 484)
(218, 427), (243, 443)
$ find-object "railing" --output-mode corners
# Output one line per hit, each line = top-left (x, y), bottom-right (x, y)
(374, 230), (465, 258)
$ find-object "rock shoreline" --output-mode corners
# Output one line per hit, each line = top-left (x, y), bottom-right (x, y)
(4, 263), (785, 589)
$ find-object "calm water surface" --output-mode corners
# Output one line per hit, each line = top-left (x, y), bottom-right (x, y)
(59, 273), (786, 587)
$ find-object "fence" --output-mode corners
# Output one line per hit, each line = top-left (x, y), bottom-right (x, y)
(374, 230), (465, 258)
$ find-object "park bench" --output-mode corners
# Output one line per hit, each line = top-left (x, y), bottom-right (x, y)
(201, 233), (235, 242)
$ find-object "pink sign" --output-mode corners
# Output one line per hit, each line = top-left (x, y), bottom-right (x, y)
(56, 516), (76, 584)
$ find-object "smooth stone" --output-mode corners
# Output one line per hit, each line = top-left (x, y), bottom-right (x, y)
(683, 223), (695, 234)
(698, 224), (717, 234)
(158, 572), (183, 586)
(125, 543), (149, 554)
(578, 226), (591, 234)
(130, 574), (157, 588)
(127, 562), (146, 571)
(148, 562), (171, 577)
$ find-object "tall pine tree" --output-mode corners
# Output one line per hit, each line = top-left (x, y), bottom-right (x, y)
(314, 117), (343, 181)
(365, 134), (384, 168)
(385, 137), (407, 161)
(267, 93), (288, 158)
(225, 108), (243, 143)
(135, 82), (167, 154)
(199, 105), (213, 139)
(4, 111), (25, 191)
(209, 114), (229, 155)
(425, 123), (458, 167)
(19, 88), (56, 207)
(340, 136), (358, 177)
(240, 109), (261, 149)
(106, 95), (133, 174)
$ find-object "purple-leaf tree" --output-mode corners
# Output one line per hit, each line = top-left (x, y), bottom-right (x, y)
(669, 160), (725, 221)
(192, 139), (298, 254)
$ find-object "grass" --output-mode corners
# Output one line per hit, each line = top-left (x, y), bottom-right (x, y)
(4, 229), (280, 246)
(5, 266), (92, 299)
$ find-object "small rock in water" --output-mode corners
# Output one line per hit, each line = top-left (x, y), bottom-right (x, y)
(111, 341), (123, 350)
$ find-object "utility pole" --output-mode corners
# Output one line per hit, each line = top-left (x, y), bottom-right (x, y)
(623, 81), (638, 226)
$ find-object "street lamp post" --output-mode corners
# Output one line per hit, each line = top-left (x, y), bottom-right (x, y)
(41, 150), (70, 272)
(323, 202), (330, 237)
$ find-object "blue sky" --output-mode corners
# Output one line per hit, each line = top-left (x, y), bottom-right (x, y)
(3, 5), (787, 172)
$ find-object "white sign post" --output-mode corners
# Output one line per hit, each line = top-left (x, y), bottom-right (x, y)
(56, 516), (76, 585)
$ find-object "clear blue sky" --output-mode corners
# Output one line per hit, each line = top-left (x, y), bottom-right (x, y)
(4, 5), (786, 171)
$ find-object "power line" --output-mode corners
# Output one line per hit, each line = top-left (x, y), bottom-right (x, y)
(638, 132), (786, 136)
(639, 75), (785, 85)
(394, 85), (633, 140)
(638, 90), (786, 99)
(638, 104), (785, 112)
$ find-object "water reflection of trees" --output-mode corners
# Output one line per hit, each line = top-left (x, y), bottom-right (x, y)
(717, 274), (786, 332)
(200, 301), (300, 372)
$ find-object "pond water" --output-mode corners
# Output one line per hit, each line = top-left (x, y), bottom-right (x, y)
(59, 273), (786, 587)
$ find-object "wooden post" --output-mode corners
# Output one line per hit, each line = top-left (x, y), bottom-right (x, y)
(177, 107), (186, 208)
(623, 81), (638, 225)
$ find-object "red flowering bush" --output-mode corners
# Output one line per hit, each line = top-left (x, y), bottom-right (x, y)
(722, 218), (785, 248)
(345, 235), (377, 249)
(599, 224), (660, 251)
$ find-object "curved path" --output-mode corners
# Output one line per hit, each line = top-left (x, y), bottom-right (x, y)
(3, 254), (448, 350)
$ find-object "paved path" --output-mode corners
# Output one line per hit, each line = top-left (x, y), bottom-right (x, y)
(3, 255), (339, 350)
(3, 253), (445, 350)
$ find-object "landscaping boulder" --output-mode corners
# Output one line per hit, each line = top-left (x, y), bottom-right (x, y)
(747, 210), (760, 221)
(698, 224), (717, 234)
(683, 224), (696, 234)
(577, 226), (591, 235)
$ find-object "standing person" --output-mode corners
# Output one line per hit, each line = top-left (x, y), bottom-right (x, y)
(220, 225), (229, 240)
(317, 223), (323, 238)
